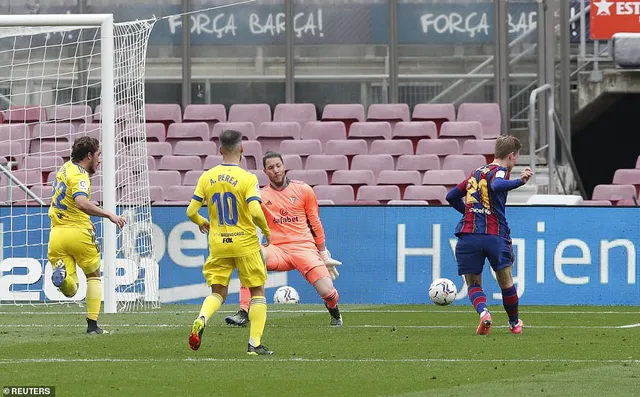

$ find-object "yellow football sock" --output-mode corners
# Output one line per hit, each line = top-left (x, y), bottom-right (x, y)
(59, 273), (78, 298)
(248, 296), (267, 347)
(86, 277), (102, 321)
(198, 293), (224, 323)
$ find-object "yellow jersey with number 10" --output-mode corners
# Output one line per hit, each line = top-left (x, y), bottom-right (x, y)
(48, 161), (92, 229)
(192, 163), (262, 258)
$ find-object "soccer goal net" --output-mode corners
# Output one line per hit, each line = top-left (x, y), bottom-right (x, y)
(0, 14), (159, 313)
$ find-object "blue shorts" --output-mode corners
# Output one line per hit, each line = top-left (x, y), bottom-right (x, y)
(455, 233), (514, 276)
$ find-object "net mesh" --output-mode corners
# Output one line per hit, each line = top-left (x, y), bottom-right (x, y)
(0, 18), (159, 312)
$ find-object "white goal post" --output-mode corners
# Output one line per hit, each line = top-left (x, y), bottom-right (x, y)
(0, 14), (158, 313)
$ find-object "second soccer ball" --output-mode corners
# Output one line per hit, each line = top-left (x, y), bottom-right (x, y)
(273, 286), (300, 304)
(428, 278), (457, 306)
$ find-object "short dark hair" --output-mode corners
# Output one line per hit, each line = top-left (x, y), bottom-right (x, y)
(219, 129), (243, 153)
(262, 151), (284, 169)
(494, 135), (522, 159)
(71, 136), (100, 162)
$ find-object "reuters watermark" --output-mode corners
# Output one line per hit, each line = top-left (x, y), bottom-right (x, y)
(2, 387), (55, 396)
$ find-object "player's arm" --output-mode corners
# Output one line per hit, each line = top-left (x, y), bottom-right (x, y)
(72, 176), (125, 227)
(187, 176), (209, 233)
(490, 168), (532, 192)
(245, 176), (270, 244)
(303, 185), (341, 278)
(446, 178), (468, 215)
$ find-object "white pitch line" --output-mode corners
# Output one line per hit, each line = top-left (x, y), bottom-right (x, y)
(1, 323), (638, 329)
(0, 357), (638, 365)
(4, 310), (640, 315)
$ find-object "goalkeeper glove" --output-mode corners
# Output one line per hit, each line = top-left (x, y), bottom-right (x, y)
(320, 249), (342, 280)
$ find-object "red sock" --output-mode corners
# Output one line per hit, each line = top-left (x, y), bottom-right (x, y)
(321, 287), (339, 309)
(239, 286), (251, 312)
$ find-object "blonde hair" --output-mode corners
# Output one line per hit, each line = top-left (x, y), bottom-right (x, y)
(494, 135), (522, 159)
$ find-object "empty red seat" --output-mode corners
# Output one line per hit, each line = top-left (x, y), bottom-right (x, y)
(357, 185), (400, 204)
(377, 170), (421, 187)
(120, 185), (161, 204)
(348, 122), (392, 147)
(252, 170), (269, 187)
(367, 104), (410, 124)
(369, 139), (412, 157)
(204, 155), (248, 170)
(174, 141), (218, 158)
(404, 185), (448, 205)
(392, 121), (437, 151)
(31, 123), (74, 141)
(313, 185), (354, 204)
(286, 170), (328, 186)
(257, 122), (301, 153)
(302, 121), (347, 149)
(324, 139), (368, 157)
(166, 122), (209, 146)
(183, 104), (226, 130)
(317, 199), (335, 205)
(613, 169), (640, 195)
(12, 169), (43, 186)
(331, 170), (376, 190)
(279, 139), (322, 157)
(9, 184), (50, 205)
(140, 123), (165, 142)
(51, 105), (93, 125)
(636, 155), (640, 169)
(592, 184), (636, 203)
(5, 106), (47, 124)
(94, 104), (136, 124)
(321, 104), (365, 131)
(351, 154), (394, 178)
(76, 124), (102, 141)
(582, 200), (612, 206)
(306, 155), (349, 172)
(439, 121), (483, 146)
(38, 141), (71, 158)
(462, 139), (496, 163)
(274, 103), (316, 127)
(616, 199), (638, 206)
(388, 199), (429, 206)
(241, 141), (263, 169)
(145, 104), (182, 125)
(183, 170), (204, 186)
(457, 103), (501, 139)
(158, 155), (202, 171)
(396, 154), (440, 172)
(212, 121), (256, 141)
(416, 139), (459, 166)
(281, 154), (303, 171)
(412, 103), (455, 132)
(228, 104), (271, 131)
(148, 170), (181, 193)
(21, 155), (64, 173)
(443, 154), (486, 176)
(163, 185), (195, 203)
(423, 170), (466, 188)
(146, 142), (172, 165)
(0, 124), (30, 153)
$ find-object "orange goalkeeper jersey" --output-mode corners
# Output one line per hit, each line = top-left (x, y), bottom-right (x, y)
(260, 179), (325, 246)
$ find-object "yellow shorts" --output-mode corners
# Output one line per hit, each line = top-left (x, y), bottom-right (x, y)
(48, 226), (101, 277)
(203, 250), (266, 288)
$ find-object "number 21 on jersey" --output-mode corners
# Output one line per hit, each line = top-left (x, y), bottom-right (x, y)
(465, 177), (490, 208)
(212, 192), (238, 226)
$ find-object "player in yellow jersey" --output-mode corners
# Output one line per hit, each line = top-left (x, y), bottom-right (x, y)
(48, 137), (126, 334)
(187, 129), (273, 355)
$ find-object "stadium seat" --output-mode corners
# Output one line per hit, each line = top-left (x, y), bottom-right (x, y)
(163, 185), (195, 204)
(343, 200), (380, 205)
(76, 124), (102, 142)
(403, 185), (448, 205)
(51, 105), (93, 127)
(242, 140), (263, 169)
(145, 104), (182, 125)
(148, 170), (182, 193)
(120, 185), (163, 204)
(21, 155), (64, 174)
(302, 121), (347, 149)
(415, 139), (460, 166)
(0, 124), (30, 153)
(140, 123), (166, 142)
(251, 170), (269, 187)
(321, 104), (365, 132)
(369, 139), (413, 166)
(158, 156), (202, 172)
(12, 169), (43, 186)
(183, 170), (203, 186)
(324, 139), (368, 164)
(439, 121), (483, 146)
(203, 155), (248, 170)
(348, 122), (392, 148)
(392, 121), (437, 151)
(411, 103), (455, 132)
(443, 154), (486, 176)
(30, 124), (75, 153)
(279, 139), (322, 161)
(9, 184), (50, 205)
(94, 104), (136, 125)
(228, 104), (271, 131)
(616, 199), (638, 206)
(331, 170), (376, 197)
(313, 185), (354, 204)
(183, 104), (226, 131)
(367, 104), (410, 125)
(592, 184), (637, 203)
(274, 103), (316, 127)
(166, 122), (209, 147)
(582, 200), (612, 206)
(317, 199), (335, 205)
(146, 142), (172, 167)
(286, 170), (328, 186)
(388, 199), (429, 206)
(305, 155), (349, 173)
(5, 106), (47, 124)
(145, 156), (157, 171)
(212, 121), (256, 141)
(422, 170), (466, 188)
(612, 169), (640, 195)
(173, 141), (218, 158)
(38, 141), (71, 158)
(281, 154), (303, 171)
(117, 155), (156, 172)
(636, 155), (640, 169)
(257, 122), (301, 153)
(356, 185), (401, 204)
(396, 154), (440, 173)
(377, 170), (421, 196)
(148, 186), (165, 203)
(462, 139), (496, 163)
(457, 103), (501, 139)
(351, 154), (394, 179)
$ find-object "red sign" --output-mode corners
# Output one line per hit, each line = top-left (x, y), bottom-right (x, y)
(591, 0), (640, 39)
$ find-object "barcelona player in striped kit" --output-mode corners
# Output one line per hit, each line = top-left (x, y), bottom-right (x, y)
(445, 136), (533, 335)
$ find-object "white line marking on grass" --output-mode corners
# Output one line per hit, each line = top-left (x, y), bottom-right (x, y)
(617, 323), (640, 329)
(0, 357), (638, 365)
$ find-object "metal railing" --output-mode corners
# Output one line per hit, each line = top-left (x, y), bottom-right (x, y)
(0, 162), (45, 205)
(529, 84), (555, 193)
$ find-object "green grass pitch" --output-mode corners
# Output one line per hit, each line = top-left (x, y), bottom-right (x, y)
(1, 304), (639, 396)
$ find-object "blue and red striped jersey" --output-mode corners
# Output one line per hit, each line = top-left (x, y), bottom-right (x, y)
(454, 163), (513, 238)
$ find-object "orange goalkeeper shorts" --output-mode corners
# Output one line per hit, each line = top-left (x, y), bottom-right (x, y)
(264, 241), (330, 285)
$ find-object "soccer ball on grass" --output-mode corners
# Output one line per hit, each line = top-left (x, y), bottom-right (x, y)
(428, 278), (457, 306)
(273, 286), (300, 304)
